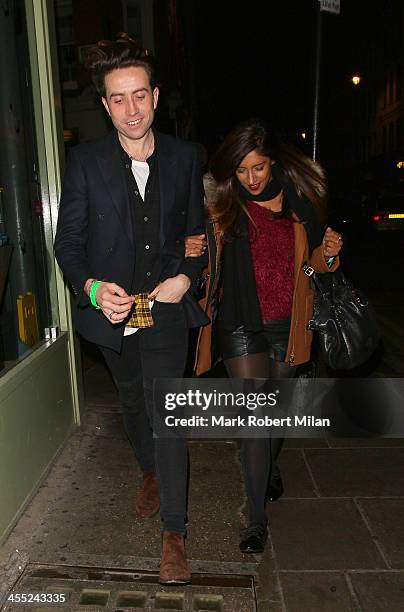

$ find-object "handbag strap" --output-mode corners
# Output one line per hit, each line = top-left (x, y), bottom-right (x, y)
(302, 262), (324, 294)
(302, 262), (348, 297)
(302, 262), (333, 296)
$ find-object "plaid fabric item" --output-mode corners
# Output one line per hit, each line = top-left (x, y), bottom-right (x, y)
(126, 293), (154, 328)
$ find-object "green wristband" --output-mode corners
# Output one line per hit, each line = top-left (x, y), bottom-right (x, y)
(89, 280), (102, 309)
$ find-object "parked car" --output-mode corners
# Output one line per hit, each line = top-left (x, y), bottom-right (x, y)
(370, 193), (404, 232)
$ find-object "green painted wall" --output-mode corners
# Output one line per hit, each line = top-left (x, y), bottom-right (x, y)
(0, 334), (75, 541)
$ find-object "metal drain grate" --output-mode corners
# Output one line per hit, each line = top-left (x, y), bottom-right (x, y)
(1, 564), (257, 611)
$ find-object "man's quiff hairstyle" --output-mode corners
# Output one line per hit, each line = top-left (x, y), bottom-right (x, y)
(85, 32), (158, 98)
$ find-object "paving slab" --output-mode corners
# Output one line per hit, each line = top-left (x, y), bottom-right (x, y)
(27, 437), (257, 566)
(350, 572), (404, 611)
(278, 450), (318, 498)
(27, 434), (161, 563)
(304, 448), (404, 497)
(255, 570), (284, 612)
(284, 437), (329, 449)
(358, 499), (404, 568)
(3, 347), (404, 610)
(326, 437), (404, 448)
(279, 571), (356, 611)
(186, 441), (253, 563)
(269, 499), (385, 570)
(0, 405), (261, 571)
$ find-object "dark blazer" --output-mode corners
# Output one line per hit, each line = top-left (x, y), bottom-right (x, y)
(54, 129), (209, 351)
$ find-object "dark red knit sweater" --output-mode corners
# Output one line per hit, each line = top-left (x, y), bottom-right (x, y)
(247, 200), (295, 321)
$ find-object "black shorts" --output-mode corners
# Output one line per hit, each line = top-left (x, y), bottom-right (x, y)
(218, 318), (291, 362)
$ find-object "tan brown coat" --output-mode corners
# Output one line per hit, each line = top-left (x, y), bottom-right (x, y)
(194, 218), (339, 375)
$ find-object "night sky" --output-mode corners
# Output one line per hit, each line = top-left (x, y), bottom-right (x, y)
(192, 1), (369, 165)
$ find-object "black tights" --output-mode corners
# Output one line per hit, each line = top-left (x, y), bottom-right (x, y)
(225, 352), (296, 527)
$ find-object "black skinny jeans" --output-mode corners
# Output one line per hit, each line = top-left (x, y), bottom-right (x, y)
(100, 300), (189, 534)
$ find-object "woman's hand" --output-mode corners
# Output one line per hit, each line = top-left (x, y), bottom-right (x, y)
(185, 234), (207, 257)
(322, 227), (343, 258)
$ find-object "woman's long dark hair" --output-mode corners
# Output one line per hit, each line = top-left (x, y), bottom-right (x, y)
(210, 119), (327, 237)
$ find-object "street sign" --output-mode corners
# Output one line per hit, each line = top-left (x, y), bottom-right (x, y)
(318, 0), (340, 14)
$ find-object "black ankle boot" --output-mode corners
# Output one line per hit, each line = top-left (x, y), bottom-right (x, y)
(239, 523), (268, 554)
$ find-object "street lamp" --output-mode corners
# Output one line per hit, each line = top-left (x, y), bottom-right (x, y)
(350, 74), (363, 198)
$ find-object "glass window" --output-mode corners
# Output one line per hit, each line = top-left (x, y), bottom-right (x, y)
(389, 72), (394, 105)
(123, 0), (143, 41)
(55, 1), (78, 91)
(0, 2), (58, 374)
(382, 124), (387, 153)
(389, 122), (394, 151)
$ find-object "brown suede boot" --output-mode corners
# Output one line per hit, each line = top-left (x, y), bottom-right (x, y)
(159, 531), (191, 585)
(135, 471), (160, 518)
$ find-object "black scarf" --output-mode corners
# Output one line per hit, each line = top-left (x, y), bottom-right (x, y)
(237, 175), (283, 202)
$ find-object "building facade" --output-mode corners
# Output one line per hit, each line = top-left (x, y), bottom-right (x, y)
(0, 0), (82, 543)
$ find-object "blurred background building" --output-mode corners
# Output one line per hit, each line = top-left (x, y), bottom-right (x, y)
(355, 3), (403, 197)
(55, 0), (199, 144)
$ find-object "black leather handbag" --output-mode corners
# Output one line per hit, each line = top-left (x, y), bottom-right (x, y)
(303, 264), (381, 370)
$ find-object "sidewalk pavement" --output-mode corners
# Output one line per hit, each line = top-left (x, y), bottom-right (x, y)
(1, 350), (404, 611)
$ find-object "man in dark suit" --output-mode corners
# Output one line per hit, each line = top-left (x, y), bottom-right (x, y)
(54, 34), (207, 585)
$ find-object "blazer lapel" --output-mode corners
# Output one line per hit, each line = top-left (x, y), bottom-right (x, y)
(96, 131), (134, 247)
(156, 132), (177, 247)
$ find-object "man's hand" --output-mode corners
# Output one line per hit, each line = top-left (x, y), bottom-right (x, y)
(322, 227), (343, 258)
(185, 234), (206, 257)
(85, 279), (135, 324)
(148, 274), (191, 303)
